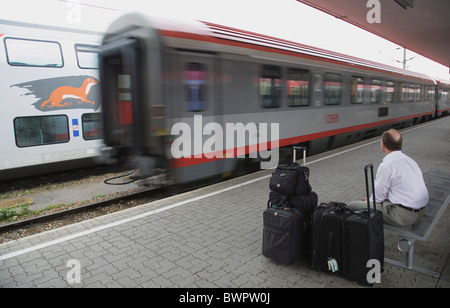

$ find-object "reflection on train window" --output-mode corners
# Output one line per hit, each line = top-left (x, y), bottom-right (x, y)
(351, 76), (364, 104)
(260, 65), (282, 108)
(5, 38), (63, 68)
(370, 79), (381, 103)
(76, 44), (99, 69)
(287, 68), (309, 107)
(184, 63), (207, 112)
(14, 116), (69, 148)
(324, 73), (342, 105)
(386, 81), (395, 103)
(82, 113), (103, 140)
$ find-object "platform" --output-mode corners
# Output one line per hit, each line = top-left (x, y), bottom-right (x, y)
(0, 117), (449, 289)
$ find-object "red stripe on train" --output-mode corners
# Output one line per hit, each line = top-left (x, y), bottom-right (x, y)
(169, 112), (434, 169)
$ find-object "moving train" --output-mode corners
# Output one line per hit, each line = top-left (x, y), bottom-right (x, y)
(1, 14), (448, 183)
(0, 19), (104, 181)
(99, 13), (449, 184)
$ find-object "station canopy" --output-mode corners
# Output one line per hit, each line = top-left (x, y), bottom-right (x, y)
(297, 0), (450, 71)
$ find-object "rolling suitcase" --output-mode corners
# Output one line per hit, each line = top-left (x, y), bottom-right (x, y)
(344, 163), (384, 286)
(263, 147), (314, 264)
(268, 190), (318, 261)
(311, 201), (352, 275)
(262, 205), (305, 265)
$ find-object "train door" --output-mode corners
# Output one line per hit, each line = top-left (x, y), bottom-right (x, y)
(100, 38), (139, 154)
(171, 51), (224, 183)
(99, 37), (166, 176)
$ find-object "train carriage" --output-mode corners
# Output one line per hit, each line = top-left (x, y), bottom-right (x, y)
(0, 20), (104, 180)
(436, 78), (450, 117)
(99, 12), (440, 184)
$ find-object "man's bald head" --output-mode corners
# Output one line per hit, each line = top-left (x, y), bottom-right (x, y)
(382, 129), (403, 151)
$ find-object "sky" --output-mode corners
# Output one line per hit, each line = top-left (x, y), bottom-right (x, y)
(1, 0), (448, 79)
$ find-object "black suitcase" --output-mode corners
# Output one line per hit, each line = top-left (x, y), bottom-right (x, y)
(268, 190), (318, 261)
(269, 147), (311, 195)
(262, 206), (305, 265)
(344, 164), (384, 286)
(311, 202), (352, 275)
(288, 192), (318, 260)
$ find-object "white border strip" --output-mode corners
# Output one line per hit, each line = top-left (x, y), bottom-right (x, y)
(1, 117), (448, 261)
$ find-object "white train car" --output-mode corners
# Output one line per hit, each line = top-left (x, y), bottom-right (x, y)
(0, 20), (104, 180)
(99, 13), (440, 184)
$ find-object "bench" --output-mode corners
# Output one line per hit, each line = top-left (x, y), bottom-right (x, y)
(384, 163), (450, 277)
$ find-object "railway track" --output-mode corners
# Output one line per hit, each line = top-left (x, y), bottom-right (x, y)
(0, 186), (169, 234)
(0, 168), (234, 243)
(0, 167), (178, 243)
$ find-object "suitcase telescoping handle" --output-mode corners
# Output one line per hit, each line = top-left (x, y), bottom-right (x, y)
(364, 163), (377, 216)
(293, 146), (307, 166)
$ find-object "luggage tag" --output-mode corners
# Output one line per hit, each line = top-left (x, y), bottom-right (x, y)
(328, 258), (339, 273)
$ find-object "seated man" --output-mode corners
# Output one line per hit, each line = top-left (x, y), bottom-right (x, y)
(348, 129), (429, 226)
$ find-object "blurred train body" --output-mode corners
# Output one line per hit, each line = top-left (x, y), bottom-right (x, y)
(0, 20), (104, 180)
(99, 13), (449, 184)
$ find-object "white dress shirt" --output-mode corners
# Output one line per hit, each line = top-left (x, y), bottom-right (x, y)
(374, 151), (429, 209)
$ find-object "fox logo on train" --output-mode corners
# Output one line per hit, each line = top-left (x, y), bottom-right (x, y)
(11, 75), (100, 112)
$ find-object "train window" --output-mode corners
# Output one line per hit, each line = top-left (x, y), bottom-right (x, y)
(415, 85), (422, 101)
(386, 81), (395, 103)
(423, 86), (429, 101)
(260, 65), (282, 108)
(184, 63), (207, 112)
(324, 73), (342, 105)
(76, 44), (99, 69)
(398, 82), (407, 102)
(428, 86), (435, 101)
(408, 84), (415, 102)
(14, 116), (69, 147)
(351, 76), (364, 104)
(118, 74), (133, 125)
(82, 113), (103, 140)
(370, 79), (381, 103)
(5, 38), (63, 68)
(287, 68), (309, 107)
(439, 89), (448, 101)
